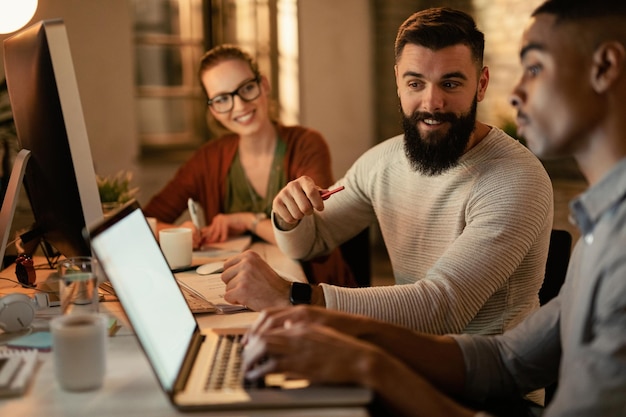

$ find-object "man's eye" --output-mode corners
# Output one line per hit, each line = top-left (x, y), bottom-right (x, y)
(526, 64), (542, 77)
(442, 81), (460, 89)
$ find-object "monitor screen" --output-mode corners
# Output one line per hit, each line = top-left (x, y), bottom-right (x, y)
(2, 19), (103, 263)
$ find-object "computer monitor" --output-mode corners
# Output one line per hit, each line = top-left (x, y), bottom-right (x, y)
(0, 19), (103, 267)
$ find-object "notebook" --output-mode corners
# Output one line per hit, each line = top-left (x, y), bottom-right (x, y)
(85, 201), (371, 411)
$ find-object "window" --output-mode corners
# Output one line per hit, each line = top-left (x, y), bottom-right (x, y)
(132, 0), (208, 151)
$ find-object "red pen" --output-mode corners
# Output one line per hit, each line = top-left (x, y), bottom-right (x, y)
(320, 185), (345, 200)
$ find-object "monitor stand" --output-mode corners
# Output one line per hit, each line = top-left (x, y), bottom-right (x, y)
(0, 149), (60, 270)
(0, 149), (31, 269)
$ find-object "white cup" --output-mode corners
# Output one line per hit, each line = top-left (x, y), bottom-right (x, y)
(159, 227), (193, 269)
(50, 313), (107, 391)
(146, 217), (158, 237)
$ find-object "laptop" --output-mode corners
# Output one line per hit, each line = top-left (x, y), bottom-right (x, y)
(85, 201), (371, 411)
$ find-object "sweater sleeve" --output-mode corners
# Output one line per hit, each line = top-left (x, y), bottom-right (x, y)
(142, 136), (236, 223)
(142, 160), (202, 223)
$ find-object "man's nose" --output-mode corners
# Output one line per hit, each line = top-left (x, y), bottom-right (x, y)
(421, 85), (444, 112)
(509, 79), (525, 109)
(510, 95), (521, 108)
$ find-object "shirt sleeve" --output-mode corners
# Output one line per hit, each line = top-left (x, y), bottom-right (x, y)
(451, 299), (562, 402)
(543, 243), (626, 417)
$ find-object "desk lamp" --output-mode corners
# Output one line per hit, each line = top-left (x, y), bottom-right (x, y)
(0, 0), (38, 34)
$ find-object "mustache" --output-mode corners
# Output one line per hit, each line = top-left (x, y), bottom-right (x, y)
(408, 111), (458, 124)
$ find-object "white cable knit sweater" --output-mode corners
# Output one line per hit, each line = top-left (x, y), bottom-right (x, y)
(275, 127), (554, 335)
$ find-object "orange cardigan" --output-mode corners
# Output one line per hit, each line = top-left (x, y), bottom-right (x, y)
(144, 124), (356, 287)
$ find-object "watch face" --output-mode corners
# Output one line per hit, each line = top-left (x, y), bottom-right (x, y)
(290, 282), (312, 305)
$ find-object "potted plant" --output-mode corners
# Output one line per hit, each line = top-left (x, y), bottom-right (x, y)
(96, 170), (139, 216)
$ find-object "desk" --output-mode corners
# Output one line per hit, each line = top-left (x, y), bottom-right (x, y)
(0, 245), (369, 417)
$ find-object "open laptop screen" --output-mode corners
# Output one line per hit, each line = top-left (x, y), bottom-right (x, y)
(89, 205), (196, 390)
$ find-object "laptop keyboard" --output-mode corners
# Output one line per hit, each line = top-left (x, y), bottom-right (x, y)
(205, 334), (245, 391)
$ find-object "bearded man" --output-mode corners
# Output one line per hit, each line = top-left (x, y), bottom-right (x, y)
(219, 8), (553, 336)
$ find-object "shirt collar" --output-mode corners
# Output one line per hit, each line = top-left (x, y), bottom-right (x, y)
(570, 158), (626, 238)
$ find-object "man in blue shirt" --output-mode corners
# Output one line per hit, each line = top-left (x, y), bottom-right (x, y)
(241, 1), (626, 416)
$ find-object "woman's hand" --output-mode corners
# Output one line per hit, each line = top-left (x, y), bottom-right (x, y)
(200, 212), (254, 244)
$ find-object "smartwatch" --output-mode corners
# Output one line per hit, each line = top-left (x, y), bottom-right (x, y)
(289, 282), (312, 305)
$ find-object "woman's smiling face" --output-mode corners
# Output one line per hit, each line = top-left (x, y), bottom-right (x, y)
(201, 58), (271, 136)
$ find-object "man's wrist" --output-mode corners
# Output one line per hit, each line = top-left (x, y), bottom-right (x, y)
(272, 211), (299, 231)
(310, 284), (325, 306)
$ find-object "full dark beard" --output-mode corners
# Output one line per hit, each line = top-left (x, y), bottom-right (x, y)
(402, 98), (477, 176)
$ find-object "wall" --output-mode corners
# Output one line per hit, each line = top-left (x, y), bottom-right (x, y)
(473, 0), (543, 126)
(297, 0), (374, 179)
(0, 0), (138, 178)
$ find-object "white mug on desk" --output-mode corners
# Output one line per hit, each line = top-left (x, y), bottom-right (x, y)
(50, 313), (107, 391)
(159, 227), (193, 269)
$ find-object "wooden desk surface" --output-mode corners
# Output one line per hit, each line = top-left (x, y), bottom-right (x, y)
(0, 247), (369, 417)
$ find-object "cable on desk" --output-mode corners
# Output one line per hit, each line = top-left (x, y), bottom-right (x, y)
(0, 277), (55, 294)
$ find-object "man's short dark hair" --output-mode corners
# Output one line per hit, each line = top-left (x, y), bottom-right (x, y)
(394, 7), (484, 67)
(532, 0), (626, 21)
(532, 0), (626, 49)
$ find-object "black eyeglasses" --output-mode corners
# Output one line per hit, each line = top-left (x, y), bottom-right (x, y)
(207, 77), (261, 113)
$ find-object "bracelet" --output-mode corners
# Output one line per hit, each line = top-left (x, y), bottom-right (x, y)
(250, 212), (267, 234)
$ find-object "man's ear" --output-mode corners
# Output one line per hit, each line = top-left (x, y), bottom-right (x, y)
(394, 65), (400, 97)
(591, 41), (625, 93)
(477, 66), (490, 102)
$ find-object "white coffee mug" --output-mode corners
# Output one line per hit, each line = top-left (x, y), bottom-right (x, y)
(159, 227), (193, 269)
(50, 313), (107, 391)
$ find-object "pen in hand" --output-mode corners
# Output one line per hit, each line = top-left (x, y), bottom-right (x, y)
(320, 186), (345, 200)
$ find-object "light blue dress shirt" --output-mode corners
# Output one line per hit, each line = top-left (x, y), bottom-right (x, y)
(453, 158), (626, 416)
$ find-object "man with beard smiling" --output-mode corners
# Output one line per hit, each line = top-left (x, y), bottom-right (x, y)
(220, 7), (554, 336)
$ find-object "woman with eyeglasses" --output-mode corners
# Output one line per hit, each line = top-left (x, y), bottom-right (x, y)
(143, 44), (357, 287)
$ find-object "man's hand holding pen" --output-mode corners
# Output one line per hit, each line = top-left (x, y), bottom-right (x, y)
(271, 176), (344, 231)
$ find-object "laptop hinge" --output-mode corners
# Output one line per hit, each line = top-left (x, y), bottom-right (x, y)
(174, 330), (205, 393)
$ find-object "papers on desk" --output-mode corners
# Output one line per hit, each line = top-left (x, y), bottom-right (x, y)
(192, 235), (251, 264)
(175, 272), (247, 314)
(184, 236), (251, 313)
(178, 237), (305, 314)
(0, 348), (38, 397)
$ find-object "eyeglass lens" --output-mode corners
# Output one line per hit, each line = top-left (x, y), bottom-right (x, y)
(208, 78), (261, 113)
